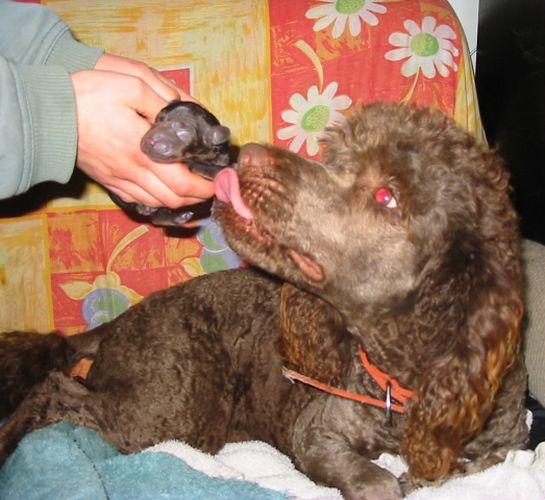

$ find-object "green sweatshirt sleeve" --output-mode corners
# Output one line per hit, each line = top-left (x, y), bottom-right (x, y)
(0, 0), (103, 70)
(0, 0), (104, 199)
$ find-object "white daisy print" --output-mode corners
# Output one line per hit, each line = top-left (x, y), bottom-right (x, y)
(277, 82), (352, 156)
(384, 16), (459, 78)
(306, 0), (387, 39)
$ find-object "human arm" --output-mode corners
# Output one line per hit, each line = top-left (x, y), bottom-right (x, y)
(0, 50), (214, 204)
(0, 0), (102, 68)
(0, 1), (214, 205)
(0, 53), (92, 199)
(0, 0), (103, 198)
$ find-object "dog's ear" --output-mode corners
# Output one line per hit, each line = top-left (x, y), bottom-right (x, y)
(278, 283), (348, 385)
(402, 227), (524, 480)
(203, 125), (230, 147)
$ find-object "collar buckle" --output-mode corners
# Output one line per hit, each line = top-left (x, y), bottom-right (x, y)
(385, 382), (393, 426)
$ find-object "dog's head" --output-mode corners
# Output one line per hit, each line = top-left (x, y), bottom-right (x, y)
(214, 102), (525, 480)
(214, 103), (519, 317)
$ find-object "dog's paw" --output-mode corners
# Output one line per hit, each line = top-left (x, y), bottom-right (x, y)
(342, 472), (402, 500)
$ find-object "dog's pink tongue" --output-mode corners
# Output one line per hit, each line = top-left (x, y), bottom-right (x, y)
(214, 168), (253, 220)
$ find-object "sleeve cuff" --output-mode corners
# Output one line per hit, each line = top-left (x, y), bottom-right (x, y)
(46, 29), (104, 72)
(17, 64), (79, 190)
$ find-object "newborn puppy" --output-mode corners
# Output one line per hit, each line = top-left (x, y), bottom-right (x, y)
(110, 100), (232, 226)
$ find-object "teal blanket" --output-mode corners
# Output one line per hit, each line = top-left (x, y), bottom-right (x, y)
(3, 422), (544, 499)
(0, 423), (286, 500)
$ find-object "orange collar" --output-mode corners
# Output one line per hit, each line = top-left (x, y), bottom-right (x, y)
(282, 347), (414, 418)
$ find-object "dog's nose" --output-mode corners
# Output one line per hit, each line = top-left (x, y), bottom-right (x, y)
(238, 143), (272, 167)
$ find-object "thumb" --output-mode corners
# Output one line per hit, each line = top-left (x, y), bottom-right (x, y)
(132, 88), (168, 123)
(127, 77), (168, 123)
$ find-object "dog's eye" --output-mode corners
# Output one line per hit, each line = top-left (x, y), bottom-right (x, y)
(374, 188), (397, 208)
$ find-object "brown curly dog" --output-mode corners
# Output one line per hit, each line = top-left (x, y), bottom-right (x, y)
(0, 103), (528, 500)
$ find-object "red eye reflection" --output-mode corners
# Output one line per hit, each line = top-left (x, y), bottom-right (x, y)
(374, 187), (398, 208)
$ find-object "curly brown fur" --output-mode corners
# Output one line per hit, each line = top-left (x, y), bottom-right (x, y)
(0, 103), (528, 500)
(278, 283), (348, 385)
(0, 331), (73, 418)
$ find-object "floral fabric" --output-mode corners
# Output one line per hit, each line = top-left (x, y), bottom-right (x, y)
(0, 0), (482, 334)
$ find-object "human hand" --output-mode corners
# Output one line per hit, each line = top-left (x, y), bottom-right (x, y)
(94, 53), (195, 103)
(71, 56), (214, 208)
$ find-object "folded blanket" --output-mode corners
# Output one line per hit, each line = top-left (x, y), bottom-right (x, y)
(0, 423), (285, 500)
(1, 422), (544, 500)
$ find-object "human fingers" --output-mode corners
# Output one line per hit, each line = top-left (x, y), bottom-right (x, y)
(115, 159), (212, 208)
(146, 161), (215, 202)
(95, 53), (187, 103)
(105, 175), (206, 209)
(152, 70), (199, 103)
(105, 182), (161, 207)
(95, 53), (201, 107)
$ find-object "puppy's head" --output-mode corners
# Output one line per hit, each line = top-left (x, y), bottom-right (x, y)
(141, 100), (231, 166)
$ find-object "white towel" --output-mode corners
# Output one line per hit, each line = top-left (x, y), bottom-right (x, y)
(145, 440), (545, 500)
